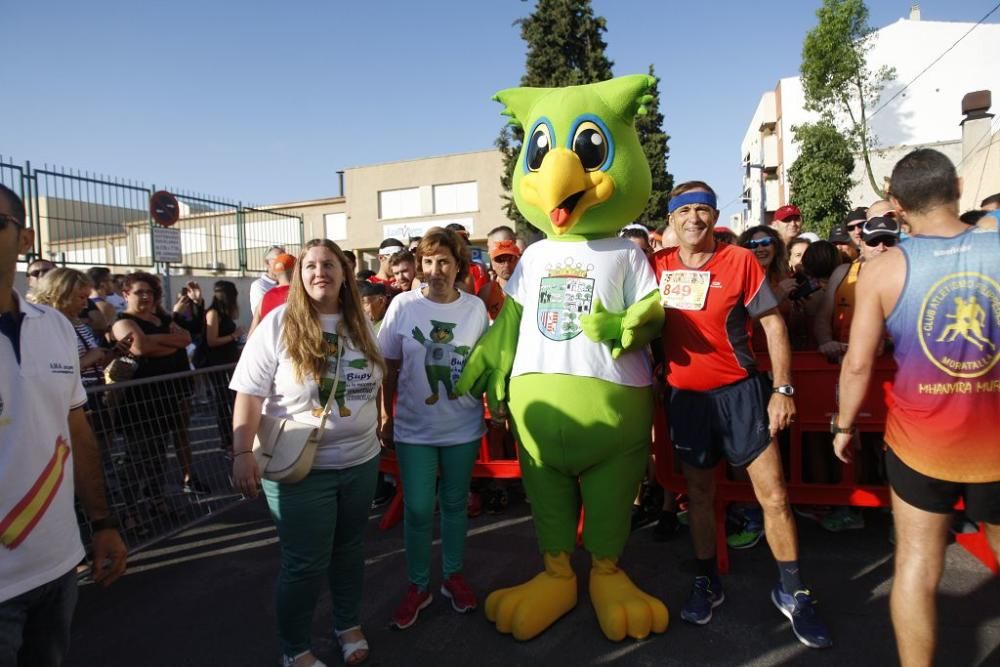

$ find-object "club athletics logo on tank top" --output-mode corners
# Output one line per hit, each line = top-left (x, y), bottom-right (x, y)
(918, 271), (1000, 378)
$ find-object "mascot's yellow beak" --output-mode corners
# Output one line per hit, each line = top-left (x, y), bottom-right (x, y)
(520, 148), (614, 236)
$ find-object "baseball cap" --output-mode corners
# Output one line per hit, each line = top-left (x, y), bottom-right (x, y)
(861, 216), (900, 242)
(271, 253), (296, 272)
(828, 228), (852, 245)
(798, 231), (820, 243)
(489, 239), (521, 260)
(844, 207), (868, 225)
(774, 204), (802, 222)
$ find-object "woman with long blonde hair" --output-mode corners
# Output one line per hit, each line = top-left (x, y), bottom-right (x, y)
(230, 238), (384, 667)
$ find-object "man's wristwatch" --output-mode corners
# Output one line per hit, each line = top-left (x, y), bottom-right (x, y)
(830, 413), (855, 435)
(89, 515), (120, 533)
(772, 384), (795, 397)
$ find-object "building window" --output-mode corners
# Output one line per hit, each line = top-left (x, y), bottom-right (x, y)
(324, 213), (347, 241)
(379, 187), (422, 220)
(180, 227), (208, 254)
(433, 182), (478, 215)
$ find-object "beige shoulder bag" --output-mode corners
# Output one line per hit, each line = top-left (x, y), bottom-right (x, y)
(252, 342), (343, 483)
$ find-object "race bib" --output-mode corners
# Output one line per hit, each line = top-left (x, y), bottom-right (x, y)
(659, 270), (710, 310)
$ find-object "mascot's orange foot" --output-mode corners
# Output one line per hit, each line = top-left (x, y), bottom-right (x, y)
(485, 552), (577, 641)
(589, 558), (669, 641)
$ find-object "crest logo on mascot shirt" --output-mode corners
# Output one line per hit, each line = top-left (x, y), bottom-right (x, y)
(537, 259), (595, 341)
(918, 272), (1000, 378)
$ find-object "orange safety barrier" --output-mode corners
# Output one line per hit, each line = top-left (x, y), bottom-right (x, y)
(653, 352), (998, 574)
(377, 419), (521, 530)
(376, 354), (997, 575)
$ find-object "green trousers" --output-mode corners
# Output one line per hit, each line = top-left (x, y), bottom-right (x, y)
(262, 455), (378, 657)
(508, 374), (652, 560)
(396, 439), (480, 589)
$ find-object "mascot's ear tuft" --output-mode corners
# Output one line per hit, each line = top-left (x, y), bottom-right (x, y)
(592, 74), (657, 124)
(493, 86), (552, 128)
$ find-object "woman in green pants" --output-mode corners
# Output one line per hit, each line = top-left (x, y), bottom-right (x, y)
(231, 239), (385, 667)
(377, 227), (489, 630)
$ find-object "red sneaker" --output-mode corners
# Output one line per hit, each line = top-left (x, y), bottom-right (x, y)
(440, 573), (477, 613)
(390, 584), (432, 630)
(467, 491), (482, 518)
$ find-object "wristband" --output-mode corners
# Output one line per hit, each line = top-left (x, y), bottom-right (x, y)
(234, 450), (254, 458)
(90, 515), (120, 532)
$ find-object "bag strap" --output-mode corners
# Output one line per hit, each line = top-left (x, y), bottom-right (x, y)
(314, 325), (345, 430)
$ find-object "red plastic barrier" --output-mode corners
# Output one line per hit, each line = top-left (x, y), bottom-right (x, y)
(653, 352), (998, 574)
(377, 417), (521, 530)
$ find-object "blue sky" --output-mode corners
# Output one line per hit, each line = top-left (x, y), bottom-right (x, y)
(3, 1), (996, 219)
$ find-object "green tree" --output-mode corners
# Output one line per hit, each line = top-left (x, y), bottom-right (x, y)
(788, 121), (856, 237)
(800, 0), (895, 198)
(497, 0), (615, 236)
(634, 64), (673, 228)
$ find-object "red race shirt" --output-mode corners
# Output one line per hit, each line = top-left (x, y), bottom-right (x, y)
(259, 285), (290, 321)
(652, 243), (778, 392)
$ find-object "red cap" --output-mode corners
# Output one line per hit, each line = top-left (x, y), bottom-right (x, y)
(271, 253), (296, 272)
(489, 239), (521, 260)
(774, 205), (802, 222)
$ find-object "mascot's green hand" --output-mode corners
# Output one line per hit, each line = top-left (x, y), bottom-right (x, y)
(617, 290), (665, 358)
(581, 298), (624, 345)
(456, 297), (522, 413)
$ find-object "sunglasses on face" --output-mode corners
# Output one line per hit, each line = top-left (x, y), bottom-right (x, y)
(864, 236), (898, 248)
(0, 213), (23, 231)
(28, 267), (51, 278)
(846, 222), (864, 231)
(743, 238), (775, 250)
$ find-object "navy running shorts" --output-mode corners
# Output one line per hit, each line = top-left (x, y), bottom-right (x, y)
(668, 373), (772, 470)
(886, 447), (1000, 524)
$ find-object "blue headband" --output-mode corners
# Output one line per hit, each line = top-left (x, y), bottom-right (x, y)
(668, 191), (717, 214)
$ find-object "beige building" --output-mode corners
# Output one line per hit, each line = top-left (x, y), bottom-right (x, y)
(283, 148), (508, 270)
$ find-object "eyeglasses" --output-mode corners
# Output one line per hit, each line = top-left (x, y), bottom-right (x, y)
(743, 238), (775, 249)
(864, 236), (898, 248)
(0, 213), (23, 231)
(27, 267), (52, 279)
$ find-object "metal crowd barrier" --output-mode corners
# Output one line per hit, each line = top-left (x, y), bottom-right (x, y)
(79, 363), (242, 553)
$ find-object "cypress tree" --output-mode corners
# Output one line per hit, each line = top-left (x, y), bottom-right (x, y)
(634, 64), (673, 228)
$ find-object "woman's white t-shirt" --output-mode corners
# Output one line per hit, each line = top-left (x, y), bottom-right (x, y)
(229, 306), (382, 469)
(377, 289), (489, 446)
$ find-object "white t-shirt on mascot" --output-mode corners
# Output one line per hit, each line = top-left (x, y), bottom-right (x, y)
(377, 289), (489, 446)
(230, 308), (382, 470)
(505, 237), (656, 387)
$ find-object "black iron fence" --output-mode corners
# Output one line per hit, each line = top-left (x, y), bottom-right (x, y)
(0, 157), (303, 274)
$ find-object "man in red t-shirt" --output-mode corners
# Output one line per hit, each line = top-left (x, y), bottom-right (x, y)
(248, 253), (295, 335)
(653, 181), (831, 648)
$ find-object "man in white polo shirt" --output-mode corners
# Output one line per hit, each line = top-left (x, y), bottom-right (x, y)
(249, 245), (286, 318)
(0, 185), (126, 666)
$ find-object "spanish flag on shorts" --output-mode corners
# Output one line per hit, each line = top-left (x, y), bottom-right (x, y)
(0, 437), (71, 550)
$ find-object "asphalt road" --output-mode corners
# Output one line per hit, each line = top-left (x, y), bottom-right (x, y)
(68, 498), (999, 667)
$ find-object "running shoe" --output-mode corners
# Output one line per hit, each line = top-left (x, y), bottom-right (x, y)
(440, 573), (477, 613)
(820, 507), (864, 532)
(727, 524), (763, 550)
(771, 585), (833, 648)
(390, 584), (432, 630)
(680, 576), (724, 625)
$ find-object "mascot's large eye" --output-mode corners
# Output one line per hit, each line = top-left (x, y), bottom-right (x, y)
(572, 121), (608, 171)
(526, 124), (552, 171)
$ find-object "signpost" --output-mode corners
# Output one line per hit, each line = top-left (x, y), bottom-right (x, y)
(150, 190), (181, 301)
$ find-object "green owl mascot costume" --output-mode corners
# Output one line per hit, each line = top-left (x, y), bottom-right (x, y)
(457, 74), (668, 642)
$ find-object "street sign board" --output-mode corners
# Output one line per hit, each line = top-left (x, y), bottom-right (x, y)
(152, 225), (182, 263)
